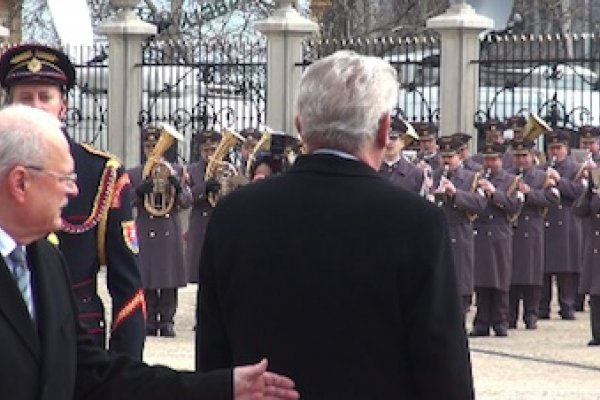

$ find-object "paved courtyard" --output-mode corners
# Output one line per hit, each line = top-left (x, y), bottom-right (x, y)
(101, 273), (600, 399)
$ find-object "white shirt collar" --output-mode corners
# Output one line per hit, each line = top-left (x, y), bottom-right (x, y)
(312, 148), (359, 161)
(0, 225), (18, 259)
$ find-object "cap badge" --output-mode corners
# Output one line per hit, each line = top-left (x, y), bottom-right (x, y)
(27, 57), (42, 73)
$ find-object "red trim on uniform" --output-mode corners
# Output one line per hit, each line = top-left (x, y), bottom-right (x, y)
(112, 173), (132, 209)
(112, 289), (147, 331)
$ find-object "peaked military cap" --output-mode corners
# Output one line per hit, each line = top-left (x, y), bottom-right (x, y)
(198, 130), (221, 147)
(451, 132), (472, 148)
(510, 137), (535, 155)
(546, 129), (571, 146)
(579, 125), (599, 143)
(0, 43), (76, 90)
(240, 127), (262, 145)
(142, 126), (161, 143)
(412, 122), (438, 140)
(505, 116), (527, 130)
(482, 118), (506, 133)
(481, 142), (506, 157)
(437, 136), (462, 156)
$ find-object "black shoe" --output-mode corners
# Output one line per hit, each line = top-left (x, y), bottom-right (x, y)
(559, 312), (576, 321)
(525, 320), (538, 330)
(508, 322), (517, 329)
(160, 325), (176, 337)
(587, 339), (600, 346)
(146, 327), (158, 336)
(539, 313), (550, 320)
(469, 327), (490, 337)
(493, 326), (508, 337)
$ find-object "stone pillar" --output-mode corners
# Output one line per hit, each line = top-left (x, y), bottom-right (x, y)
(96, 0), (156, 168)
(255, 0), (318, 136)
(426, 1), (492, 152)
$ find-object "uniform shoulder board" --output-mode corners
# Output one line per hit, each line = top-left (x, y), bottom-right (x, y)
(81, 143), (123, 167)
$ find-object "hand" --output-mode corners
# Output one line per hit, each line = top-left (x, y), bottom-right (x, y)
(584, 159), (598, 170)
(518, 181), (531, 194)
(233, 358), (299, 400)
(547, 167), (560, 182)
(135, 179), (153, 197)
(168, 175), (182, 193)
(477, 179), (495, 196)
(443, 179), (457, 196)
(205, 179), (221, 196)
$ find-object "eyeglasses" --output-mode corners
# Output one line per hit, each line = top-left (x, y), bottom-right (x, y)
(24, 165), (78, 186)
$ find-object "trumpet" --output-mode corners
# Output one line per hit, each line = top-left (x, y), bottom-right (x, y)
(477, 168), (492, 197)
(544, 156), (558, 188)
(435, 164), (450, 206)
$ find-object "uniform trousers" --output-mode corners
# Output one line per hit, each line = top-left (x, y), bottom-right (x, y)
(473, 287), (509, 331)
(461, 295), (472, 316)
(591, 295), (600, 342)
(508, 285), (541, 328)
(145, 288), (178, 329)
(540, 273), (578, 319)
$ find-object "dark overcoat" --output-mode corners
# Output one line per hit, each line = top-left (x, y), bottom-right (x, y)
(543, 158), (586, 273)
(510, 166), (560, 285)
(128, 164), (192, 289)
(185, 161), (213, 283)
(433, 167), (487, 295)
(378, 156), (425, 194)
(474, 169), (524, 289)
(58, 137), (145, 359)
(0, 239), (230, 400)
(573, 191), (600, 295)
(196, 154), (474, 400)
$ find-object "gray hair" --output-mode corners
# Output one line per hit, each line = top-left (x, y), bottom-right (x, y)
(0, 104), (64, 178)
(295, 50), (399, 153)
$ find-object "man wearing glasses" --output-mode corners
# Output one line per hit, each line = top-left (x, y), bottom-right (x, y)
(0, 44), (146, 359)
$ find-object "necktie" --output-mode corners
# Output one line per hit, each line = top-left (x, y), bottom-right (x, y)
(9, 247), (34, 320)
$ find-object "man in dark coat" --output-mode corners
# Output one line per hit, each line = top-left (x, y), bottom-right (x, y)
(185, 130), (221, 284)
(540, 130), (586, 320)
(378, 116), (428, 195)
(414, 121), (441, 171)
(432, 136), (487, 316)
(0, 43), (146, 358)
(472, 119), (513, 169)
(470, 142), (524, 337)
(0, 104), (298, 400)
(507, 138), (560, 329)
(573, 181), (600, 346)
(196, 50), (474, 400)
(129, 127), (193, 337)
(452, 132), (482, 172)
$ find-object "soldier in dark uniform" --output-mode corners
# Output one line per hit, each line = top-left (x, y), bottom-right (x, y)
(470, 142), (524, 337)
(185, 130), (221, 284)
(573, 178), (600, 346)
(451, 132), (482, 172)
(472, 119), (513, 169)
(128, 127), (193, 337)
(505, 116), (527, 140)
(0, 44), (146, 358)
(378, 117), (428, 195)
(507, 138), (560, 330)
(414, 122), (441, 171)
(239, 127), (262, 178)
(575, 125), (600, 311)
(432, 136), (487, 316)
(540, 130), (587, 320)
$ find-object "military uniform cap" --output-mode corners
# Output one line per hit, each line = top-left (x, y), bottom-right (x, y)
(510, 137), (535, 155)
(483, 118), (505, 132)
(506, 116), (527, 130)
(437, 136), (462, 156)
(199, 130), (221, 146)
(579, 125), (599, 142)
(0, 43), (76, 90)
(451, 132), (472, 148)
(142, 126), (161, 143)
(481, 142), (506, 157)
(413, 122), (438, 140)
(546, 129), (571, 146)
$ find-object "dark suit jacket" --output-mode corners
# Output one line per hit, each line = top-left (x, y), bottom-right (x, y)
(0, 239), (230, 400)
(196, 154), (474, 399)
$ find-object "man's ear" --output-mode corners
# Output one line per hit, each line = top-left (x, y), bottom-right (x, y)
(7, 167), (27, 203)
(376, 113), (391, 149)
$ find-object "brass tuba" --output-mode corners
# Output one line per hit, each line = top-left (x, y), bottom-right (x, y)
(205, 128), (246, 207)
(142, 123), (184, 217)
(245, 129), (272, 177)
(523, 113), (552, 141)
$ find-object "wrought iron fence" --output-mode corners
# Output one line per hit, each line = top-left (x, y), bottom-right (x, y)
(475, 32), (600, 147)
(302, 35), (441, 124)
(140, 37), (267, 162)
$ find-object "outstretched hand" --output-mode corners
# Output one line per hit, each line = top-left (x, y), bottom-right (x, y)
(233, 358), (299, 400)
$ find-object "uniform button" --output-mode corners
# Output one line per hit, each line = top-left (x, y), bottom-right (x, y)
(558, 204), (563, 210)
(149, 215), (154, 220)
(487, 231), (492, 236)
(524, 216), (530, 221)
(202, 212), (208, 217)
(489, 215), (494, 219)
(473, 230), (478, 236)
(524, 233), (529, 238)
(453, 205), (457, 209)
(451, 238), (457, 243)
(596, 231), (600, 236)
(99, 320), (104, 328)
(545, 221), (550, 228)
(149, 231), (156, 237)
(82, 297), (90, 303)
(596, 214), (600, 219)
(165, 213), (170, 218)
(594, 249), (599, 254)
(558, 221), (563, 226)
(165, 231), (170, 236)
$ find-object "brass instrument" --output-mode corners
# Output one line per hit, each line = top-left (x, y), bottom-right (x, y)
(398, 118), (419, 147)
(245, 129), (272, 177)
(543, 155), (558, 189)
(435, 164), (450, 206)
(142, 123), (184, 217)
(205, 128), (246, 207)
(523, 113), (552, 141)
